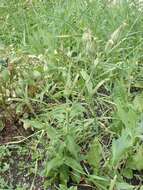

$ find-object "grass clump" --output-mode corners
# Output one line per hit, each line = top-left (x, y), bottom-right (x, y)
(0, 0), (143, 189)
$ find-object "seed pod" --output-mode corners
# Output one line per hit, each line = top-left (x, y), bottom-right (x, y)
(82, 28), (96, 57)
(105, 22), (127, 52)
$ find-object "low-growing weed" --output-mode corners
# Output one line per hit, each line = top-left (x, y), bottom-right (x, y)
(0, 0), (143, 189)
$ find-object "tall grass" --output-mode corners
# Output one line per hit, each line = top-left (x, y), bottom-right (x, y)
(0, 0), (143, 189)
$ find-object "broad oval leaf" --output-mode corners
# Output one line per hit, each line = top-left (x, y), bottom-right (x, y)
(45, 155), (63, 176)
(65, 157), (84, 174)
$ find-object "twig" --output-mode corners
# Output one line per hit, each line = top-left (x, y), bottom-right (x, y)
(4, 130), (42, 145)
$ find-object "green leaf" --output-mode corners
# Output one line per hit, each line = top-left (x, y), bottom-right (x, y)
(65, 157), (84, 174)
(133, 93), (143, 112)
(51, 105), (66, 122)
(80, 69), (93, 95)
(131, 146), (143, 170)
(59, 185), (67, 190)
(46, 125), (57, 140)
(116, 182), (134, 190)
(105, 22), (127, 52)
(1, 69), (10, 82)
(22, 119), (43, 130)
(45, 155), (63, 176)
(66, 135), (79, 159)
(116, 99), (138, 129)
(111, 129), (133, 166)
(113, 80), (127, 102)
(59, 165), (69, 185)
(71, 170), (81, 184)
(122, 168), (133, 179)
(0, 59), (6, 66)
(113, 81), (138, 129)
(59, 185), (77, 190)
(87, 138), (102, 173)
(89, 174), (108, 182)
(68, 187), (77, 190)
(70, 103), (85, 118)
(33, 70), (41, 79)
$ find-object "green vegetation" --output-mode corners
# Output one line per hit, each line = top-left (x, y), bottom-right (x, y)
(0, 0), (143, 189)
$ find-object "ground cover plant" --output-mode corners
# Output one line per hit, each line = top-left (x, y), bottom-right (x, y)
(0, 0), (143, 189)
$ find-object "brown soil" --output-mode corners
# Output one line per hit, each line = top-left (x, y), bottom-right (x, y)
(0, 119), (31, 144)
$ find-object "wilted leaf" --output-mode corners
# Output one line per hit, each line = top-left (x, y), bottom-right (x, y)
(22, 119), (31, 130)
